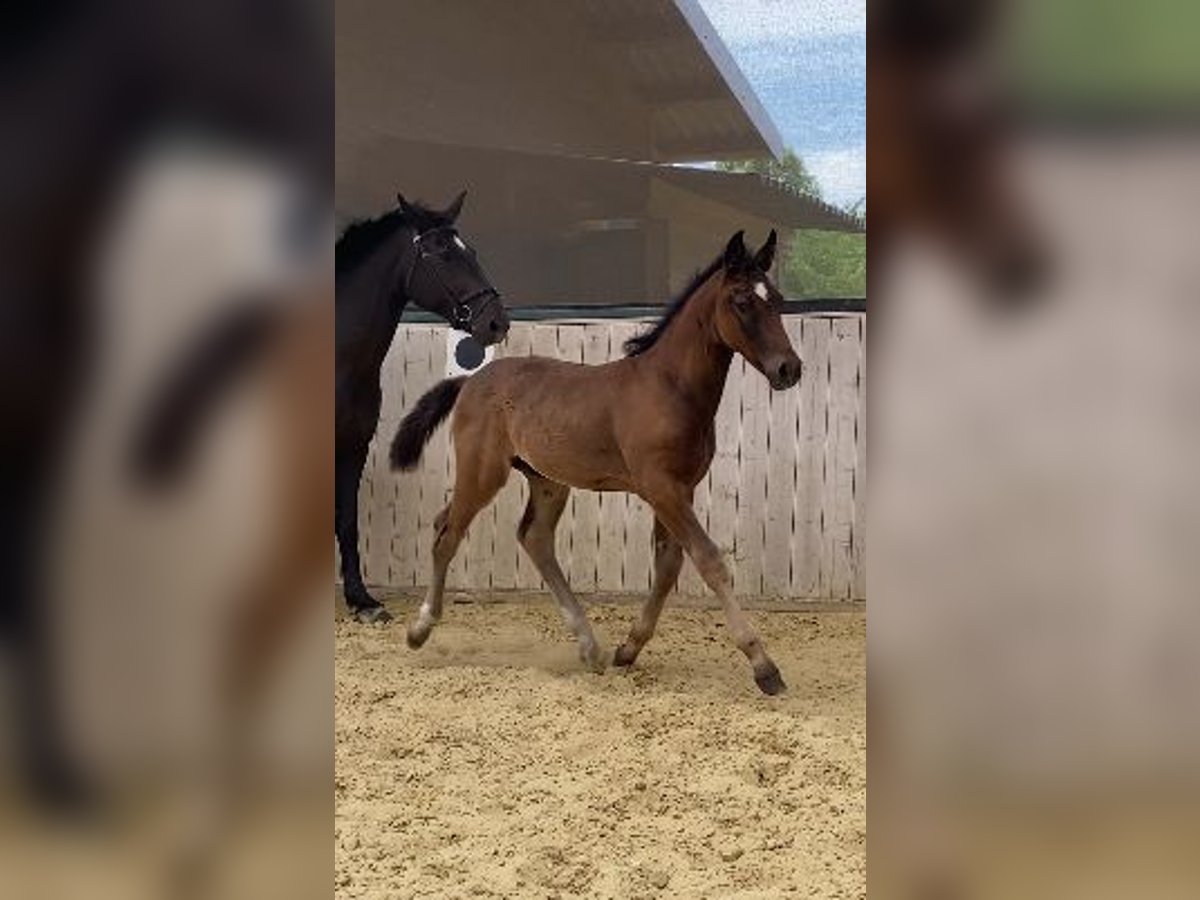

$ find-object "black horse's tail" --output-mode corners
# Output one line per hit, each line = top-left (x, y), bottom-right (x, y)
(390, 377), (466, 471)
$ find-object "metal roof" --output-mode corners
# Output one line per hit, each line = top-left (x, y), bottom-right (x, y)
(656, 166), (865, 232)
(335, 137), (859, 234)
(336, 0), (783, 165)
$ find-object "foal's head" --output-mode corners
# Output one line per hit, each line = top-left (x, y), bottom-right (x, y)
(713, 231), (803, 390)
(397, 191), (509, 346)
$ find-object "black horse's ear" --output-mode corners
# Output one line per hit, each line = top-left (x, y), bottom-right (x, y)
(753, 229), (778, 272)
(723, 230), (748, 272)
(396, 193), (414, 216)
(443, 190), (467, 223)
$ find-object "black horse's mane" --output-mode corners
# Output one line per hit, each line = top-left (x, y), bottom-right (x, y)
(623, 255), (724, 357)
(335, 200), (445, 277)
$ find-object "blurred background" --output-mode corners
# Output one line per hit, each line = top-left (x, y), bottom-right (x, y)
(869, 0), (1200, 897)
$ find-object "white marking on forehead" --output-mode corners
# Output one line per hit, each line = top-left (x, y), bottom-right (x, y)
(453, 235), (467, 250)
(754, 281), (769, 301)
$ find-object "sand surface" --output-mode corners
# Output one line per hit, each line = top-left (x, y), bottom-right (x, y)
(336, 594), (865, 899)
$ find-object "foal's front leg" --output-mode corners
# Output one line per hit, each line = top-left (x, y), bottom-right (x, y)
(644, 485), (785, 695)
(517, 472), (606, 672)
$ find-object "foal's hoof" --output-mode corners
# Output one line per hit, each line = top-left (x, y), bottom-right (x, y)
(351, 604), (392, 624)
(580, 644), (608, 674)
(754, 663), (787, 696)
(612, 643), (640, 668)
(406, 621), (431, 649)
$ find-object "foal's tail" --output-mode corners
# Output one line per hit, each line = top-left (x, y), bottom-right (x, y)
(390, 377), (467, 471)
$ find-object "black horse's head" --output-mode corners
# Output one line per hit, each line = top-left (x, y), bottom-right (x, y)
(397, 191), (509, 345)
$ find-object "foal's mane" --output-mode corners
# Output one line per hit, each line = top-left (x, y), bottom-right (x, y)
(335, 200), (445, 277)
(623, 255), (724, 357)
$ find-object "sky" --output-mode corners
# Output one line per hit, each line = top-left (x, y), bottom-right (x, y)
(696, 0), (865, 209)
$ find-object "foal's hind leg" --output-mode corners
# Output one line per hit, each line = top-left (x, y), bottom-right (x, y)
(613, 517), (683, 667)
(517, 471), (606, 673)
(407, 447), (508, 649)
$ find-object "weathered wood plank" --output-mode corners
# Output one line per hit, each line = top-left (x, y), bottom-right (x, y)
(852, 316), (866, 600)
(763, 317), (803, 597)
(734, 357), (769, 596)
(827, 317), (860, 598)
(792, 318), (828, 597)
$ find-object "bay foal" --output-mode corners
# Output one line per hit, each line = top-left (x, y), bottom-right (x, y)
(391, 231), (802, 694)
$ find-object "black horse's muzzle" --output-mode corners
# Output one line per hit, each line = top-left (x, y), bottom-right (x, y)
(460, 289), (509, 346)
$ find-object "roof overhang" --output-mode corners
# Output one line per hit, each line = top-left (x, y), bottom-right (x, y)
(336, 138), (858, 233)
(336, 0), (783, 167)
(655, 166), (864, 232)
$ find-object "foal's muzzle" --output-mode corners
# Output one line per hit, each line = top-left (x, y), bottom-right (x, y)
(765, 353), (803, 390)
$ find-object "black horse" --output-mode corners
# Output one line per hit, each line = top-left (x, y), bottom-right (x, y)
(336, 191), (509, 622)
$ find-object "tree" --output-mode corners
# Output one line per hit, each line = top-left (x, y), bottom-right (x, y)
(719, 149), (865, 298)
(717, 148), (821, 198)
(784, 230), (865, 298)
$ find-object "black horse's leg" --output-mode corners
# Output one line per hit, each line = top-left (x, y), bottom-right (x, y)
(2, 479), (98, 811)
(335, 440), (390, 623)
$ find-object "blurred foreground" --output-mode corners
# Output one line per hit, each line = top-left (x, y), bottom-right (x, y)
(870, 1), (1200, 896)
(1, 3), (331, 898)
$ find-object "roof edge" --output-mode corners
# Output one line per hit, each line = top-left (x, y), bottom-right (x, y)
(671, 0), (786, 161)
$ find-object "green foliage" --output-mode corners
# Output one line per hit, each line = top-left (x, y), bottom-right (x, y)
(1012, 0), (1200, 109)
(719, 148), (865, 298)
(717, 149), (821, 197)
(781, 230), (866, 298)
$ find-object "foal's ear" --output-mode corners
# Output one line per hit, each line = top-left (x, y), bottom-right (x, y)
(753, 229), (778, 272)
(723, 230), (748, 272)
(442, 190), (467, 223)
(396, 193), (415, 216)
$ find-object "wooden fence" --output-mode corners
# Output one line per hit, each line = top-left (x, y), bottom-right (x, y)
(356, 314), (865, 601)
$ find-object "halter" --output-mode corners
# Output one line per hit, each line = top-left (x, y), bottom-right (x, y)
(402, 225), (501, 331)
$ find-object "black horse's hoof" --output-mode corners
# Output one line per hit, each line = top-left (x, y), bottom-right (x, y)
(351, 604), (392, 624)
(612, 643), (639, 667)
(754, 663), (787, 696)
